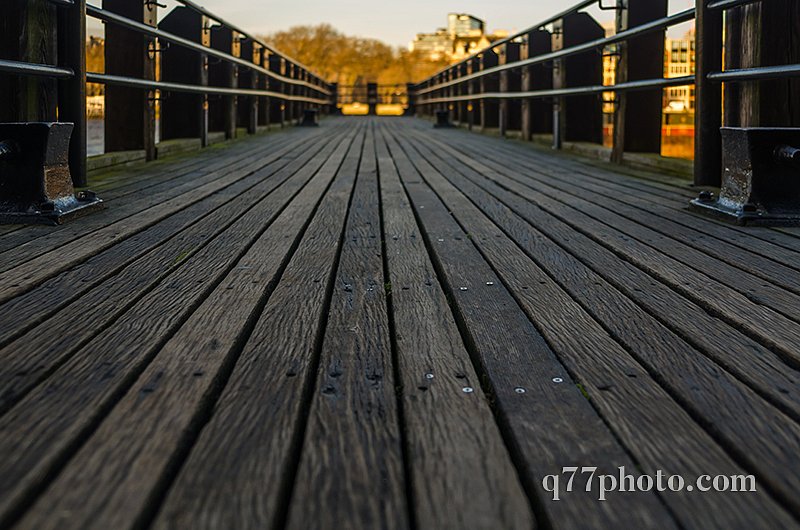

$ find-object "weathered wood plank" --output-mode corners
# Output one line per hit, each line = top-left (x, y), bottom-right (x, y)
(153, 124), (364, 530)
(12, 124), (361, 530)
(401, 127), (800, 518)
(381, 123), (675, 528)
(0, 127), (352, 527)
(0, 130), (345, 413)
(376, 126), (533, 529)
(286, 124), (409, 530)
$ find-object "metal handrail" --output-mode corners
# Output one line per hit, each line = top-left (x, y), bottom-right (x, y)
(175, 0), (326, 86)
(415, 8), (695, 96)
(0, 59), (74, 78)
(418, 75), (695, 104)
(86, 4), (331, 96)
(708, 64), (800, 82)
(87, 72), (331, 104)
(46, 0), (75, 6)
(417, 0), (597, 86)
(707, 0), (762, 10)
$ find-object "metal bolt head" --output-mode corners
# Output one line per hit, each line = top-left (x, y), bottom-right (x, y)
(425, 373), (434, 380)
(514, 387), (526, 394)
(486, 281), (494, 286)
(462, 386), (474, 393)
(459, 287), (468, 291)
(698, 190), (714, 203)
(552, 377), (563, 384)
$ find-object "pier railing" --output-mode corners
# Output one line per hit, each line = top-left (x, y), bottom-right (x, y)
(0, 0), (335, 186)
(409, 0), (800, 187)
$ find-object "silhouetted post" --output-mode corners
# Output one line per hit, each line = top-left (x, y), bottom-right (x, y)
(498, 42), (521, 137)
(209, 25), (239, 139)
(552, 13), (604, 147)
(58, 0), (88, 185)
(455, 63), (466, 125)
(467, 58), (476, 130)
(268, 54), (284, 127)
(694, 0), (723, 186)
(479, 49), (500, 132)
(367, 82), (378, 115)
(237, 38), (259, 134)
(103, 0), (157, 159)
(723, 1), (800, 128)
(405, 83), (415, 116)
(612, 0), (668, 163)
(520, 30), (553, 141)
(257, 47), (270, 129)
(161, 7), (209, 146)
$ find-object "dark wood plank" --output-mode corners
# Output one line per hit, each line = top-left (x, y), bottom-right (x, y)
(12, 124), (360, 530)
(376, 126), (533, 529)
(286, 124), (409, 530)
(381, 123), (676, 529)
(0, 129), (345, 412)
(400, 126), (800, 519)
(0, 127), (352, 527)
(153, 124), (363, 530)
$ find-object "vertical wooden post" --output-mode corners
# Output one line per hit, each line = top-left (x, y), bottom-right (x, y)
(367, 82), (378, 115)
(238, 38), (258, 134)
(694, 0), (723, 186)
(404, 83), (414, 116)
(268, 55), (284, 127)
(58, 0), (88, 186)
(467, 58), (476, 130)
(498, 42), (521, 137)
(552, 13), (604, 146)
(479, 50), (499, 132)
(521, 30), (553, 142)
(724, 0), (800, 128)
(612, 0), (668, 163)
(257, 47), (270, 129)
(161, 7), (209, 145)
(208, 25), (238, 139)
(103, 0), (157, 159)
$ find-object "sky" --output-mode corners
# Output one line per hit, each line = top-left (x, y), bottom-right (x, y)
(88, 0), (695, 47)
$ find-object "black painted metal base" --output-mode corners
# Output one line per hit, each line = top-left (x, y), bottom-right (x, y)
(0, 192), (104, 225)
(689, 196), (800, 226)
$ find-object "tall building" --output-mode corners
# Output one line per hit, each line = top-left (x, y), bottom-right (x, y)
(663, 29), (696, 114)
(410, 13), (505, 63)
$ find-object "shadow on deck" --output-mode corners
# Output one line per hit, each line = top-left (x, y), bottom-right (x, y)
(1, 117), (799, 529)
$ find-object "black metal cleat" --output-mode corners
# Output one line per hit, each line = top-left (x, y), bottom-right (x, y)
(690, 127), (800, 226)
(433, 109), (453, 129)
(0, 122), (103, 225)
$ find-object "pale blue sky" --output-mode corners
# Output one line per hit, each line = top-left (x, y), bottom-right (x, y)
(89, 0), (695, 47)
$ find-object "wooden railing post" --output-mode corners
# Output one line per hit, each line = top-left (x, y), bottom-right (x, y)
(267, 53), (283, 127)
(103, 0), (157, 159)
(237, 38), (259, 134)
(467, 58), (476, 131)
(611, 0), (668, 163)
(58, 0), (88, 186)
(257, 47), (270, 129)
(479, 50), (500, 132)
(405, 83), (414, 116)
(367, 82), (378, 115)
(552, 13), (604, 147)
(161, 7), (209, 146)
(694, 0), (723, 187)
(499, 42), (521, 137)
(520, 30), (553, 142)
(208, 25), (239, 139)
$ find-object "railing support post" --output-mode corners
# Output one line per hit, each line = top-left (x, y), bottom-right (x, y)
(238, 39), (259, 134)
(498, 42), (521, 138)
(552, 13), (604, 147)
(208, 25), (239, 139)
(103, 0), (157, 160)
(479, 50), (499, 133)
(257, 47), (270, 129)
(405, 83), (415, 116)
(160, 7), (209, 147)
(611, 0), (668, 163)
(521, 30), (553, 142)
(367, 82), (378, 115)
(694, 0), (723, 187)
(58, 0), (88, 186)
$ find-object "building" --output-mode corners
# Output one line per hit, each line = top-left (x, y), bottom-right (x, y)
(663, 29), (696, 114)
(410, 13), (506, 63)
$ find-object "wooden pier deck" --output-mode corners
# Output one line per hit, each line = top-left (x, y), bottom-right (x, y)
(1, 117), (800, 529)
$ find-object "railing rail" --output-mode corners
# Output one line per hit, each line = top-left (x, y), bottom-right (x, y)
(0, 0), (335, 186)
(410, 0), (800, 186)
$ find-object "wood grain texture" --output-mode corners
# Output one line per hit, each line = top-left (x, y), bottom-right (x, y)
(383, 124), (674, 529)
(400, 127), (800, 520)
(376, 126), (533, 529)
(152, 124), (363, 530)
(286, 124), (410, 530)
